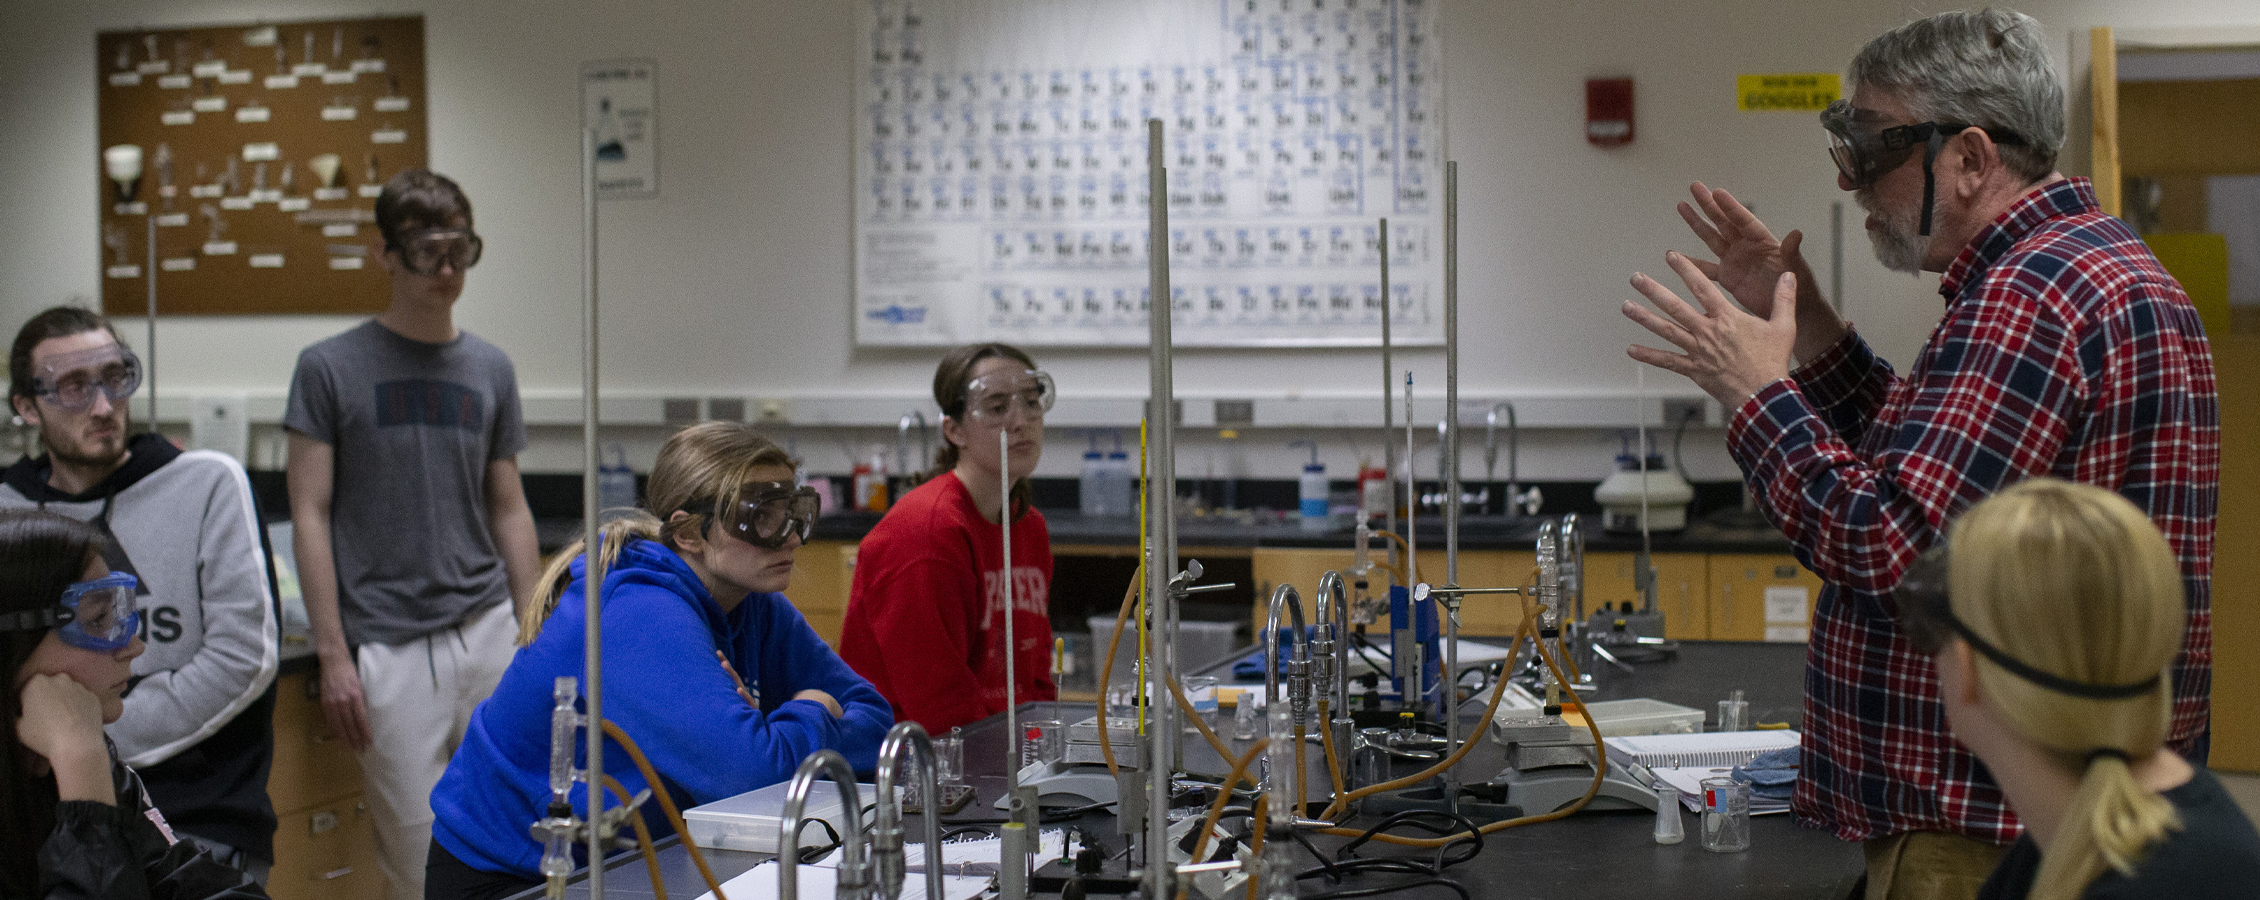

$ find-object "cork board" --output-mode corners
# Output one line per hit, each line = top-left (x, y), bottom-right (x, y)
(96, 16), (427, 316)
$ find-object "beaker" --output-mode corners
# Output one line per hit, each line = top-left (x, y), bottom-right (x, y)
(1700, 777), (1751, 852)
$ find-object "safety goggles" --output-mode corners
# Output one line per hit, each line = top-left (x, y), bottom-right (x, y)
(1819, 99), (2031, 188)
(391, 227), (483, 275)
(30, 343), (142, 412)
(0, 572), (141, 652)
(1891, 544), (2158, 700)
(715, 482), (820, 549)
(961, 369), (1055, 425)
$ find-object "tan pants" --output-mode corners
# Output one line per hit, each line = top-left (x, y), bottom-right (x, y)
(355, 601), (516, 900)
(1864, 830), (2008, 900)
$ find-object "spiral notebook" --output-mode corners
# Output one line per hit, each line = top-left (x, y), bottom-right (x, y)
(1602, 730), (1800, 769)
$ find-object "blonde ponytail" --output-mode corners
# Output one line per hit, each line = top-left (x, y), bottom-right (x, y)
(2028, 752), (2182, 900)
(1946, 479), (2189, 900)
(517, 511), (662, 646)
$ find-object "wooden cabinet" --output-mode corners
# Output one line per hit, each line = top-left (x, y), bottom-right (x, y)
(266, 669), (385, 900)
(1707, 554), (1823, 642)
(2210, 334), (2259, 771)
(789, 540), (859, 647)
(1249, 546), (1535, 639)
(269, 797), (383, 899)
(1585, 552), (1710, 641)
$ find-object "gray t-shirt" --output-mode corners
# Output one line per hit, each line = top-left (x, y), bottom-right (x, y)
(283, 320), (526, 647)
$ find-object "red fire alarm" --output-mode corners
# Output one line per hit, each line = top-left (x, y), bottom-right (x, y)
(1586, 77), (1634, 147)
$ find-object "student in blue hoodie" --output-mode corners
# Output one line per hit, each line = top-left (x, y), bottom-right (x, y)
(425, 422), (890, 900)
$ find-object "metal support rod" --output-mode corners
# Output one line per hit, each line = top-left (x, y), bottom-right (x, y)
(1141, 117), (1179, 900)
(580, 124), (606, 900)
(1830, 201), (1845, 315)
(1001, 427), (1017, 792)
(144, 214), (157, 432)
(1378, 218), (1395, 570)
(1442, 160), (1460, 805)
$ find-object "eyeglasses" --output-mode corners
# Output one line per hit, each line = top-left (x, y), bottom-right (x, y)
(1819, 99), (2028, 190)
(962, 369), (1055, 425)
(31, 344), (142, 412)
(392, 227), (484, 275)
(1890, 543), (2160, 700)
(714, 482), (820, 550)
(0, 572), (141, 652)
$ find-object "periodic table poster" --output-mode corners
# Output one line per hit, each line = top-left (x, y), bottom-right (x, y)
(853, 0), (1445, 347)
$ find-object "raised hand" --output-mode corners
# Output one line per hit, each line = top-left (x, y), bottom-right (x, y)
(1624, 253), (1800, 410)
(1676, 182), (1846, 362)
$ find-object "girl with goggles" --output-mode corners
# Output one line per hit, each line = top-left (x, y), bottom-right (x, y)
(1899, 480), (2260, 900)
(426, 423), (888, 899)
(837, 342), (1060, 732)
(1, 509), (258, 897)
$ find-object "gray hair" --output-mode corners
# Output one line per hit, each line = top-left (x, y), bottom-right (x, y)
(1849, 8), (2064, 183)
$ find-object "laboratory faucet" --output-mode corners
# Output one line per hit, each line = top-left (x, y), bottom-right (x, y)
(895, 410), (931, 498)
(1485, 402), (1542, 517)
(1262, 584), (1311, 818)
(871, 722), (945, 900)
(778, 750), (872, 900)
(1313, 571), (1357, 798)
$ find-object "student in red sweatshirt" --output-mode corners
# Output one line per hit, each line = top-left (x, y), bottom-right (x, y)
(841, 343), (1056, 732)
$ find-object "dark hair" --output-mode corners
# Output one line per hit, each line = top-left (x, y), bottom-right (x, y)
(930, 342), (1039, 517)
(10, 306), (124, 405)
(0, 510), (110, 897)
(374, 168), (474, 253)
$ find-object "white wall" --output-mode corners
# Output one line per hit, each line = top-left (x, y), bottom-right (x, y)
(5, 0), (2255, 483)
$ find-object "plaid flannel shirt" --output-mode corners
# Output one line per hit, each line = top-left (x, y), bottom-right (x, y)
(1725, 177), (2218, 845)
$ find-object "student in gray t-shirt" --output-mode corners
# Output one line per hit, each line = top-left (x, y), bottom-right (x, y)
(282, 168), (541, 900)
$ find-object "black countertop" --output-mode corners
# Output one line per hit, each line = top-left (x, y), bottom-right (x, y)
(537, 510), (1794, 556)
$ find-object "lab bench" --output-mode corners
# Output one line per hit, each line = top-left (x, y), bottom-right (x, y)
(516, 641), (1863, 900)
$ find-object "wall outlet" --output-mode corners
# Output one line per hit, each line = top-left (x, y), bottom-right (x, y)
(1662, 398), (1708, 427)
(1214, 398), (1255, 426)
(190, 394), (251, 463)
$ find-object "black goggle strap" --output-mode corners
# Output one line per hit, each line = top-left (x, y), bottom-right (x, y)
(0, 607), (67, 633)
(1945, 609), (2162, 700)
(1919, 128), (1947, 237)
(1897, 548), (2163, 701)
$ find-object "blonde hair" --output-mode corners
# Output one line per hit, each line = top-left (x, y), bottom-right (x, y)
(517, 421), (797, 644)
(1946, 478), (2187, 900)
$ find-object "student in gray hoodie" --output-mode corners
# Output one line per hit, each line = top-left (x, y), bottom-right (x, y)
(2, 306), (280, 880)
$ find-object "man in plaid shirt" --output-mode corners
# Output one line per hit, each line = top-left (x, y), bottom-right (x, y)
(1621, 10), (2217, 899)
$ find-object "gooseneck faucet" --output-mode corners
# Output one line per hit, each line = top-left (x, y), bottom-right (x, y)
(896, 410), (931, 480)
(1485, 402), (1522, 517)
(1263, 584), (1311, 815)
(778, 750), (872, 900)
(871, 722), (944, 900)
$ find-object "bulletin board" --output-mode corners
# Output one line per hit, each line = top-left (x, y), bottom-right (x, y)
(852, 0), (1447, 348)
(96, 16), (427, 316)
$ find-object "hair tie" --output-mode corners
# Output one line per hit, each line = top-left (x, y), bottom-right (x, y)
(2086, 748), (2132, 765)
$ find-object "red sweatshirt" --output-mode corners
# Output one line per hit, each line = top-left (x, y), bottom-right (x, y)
(840, 471), (1056, 732)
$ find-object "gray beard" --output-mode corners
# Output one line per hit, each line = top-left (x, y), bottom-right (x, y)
(1860, 189), (1933, 275)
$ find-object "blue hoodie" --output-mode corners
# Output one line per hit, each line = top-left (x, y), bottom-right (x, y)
(430, 537), (892, 878)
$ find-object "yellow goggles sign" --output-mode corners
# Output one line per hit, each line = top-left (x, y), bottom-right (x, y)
(1737, 73), (1842, 112)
